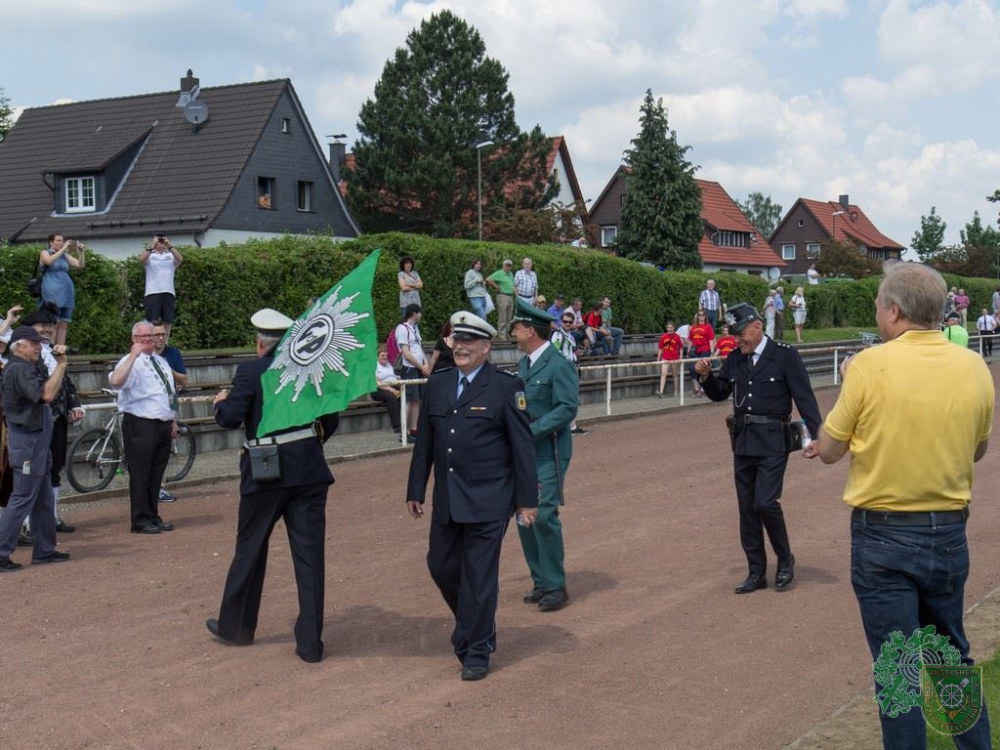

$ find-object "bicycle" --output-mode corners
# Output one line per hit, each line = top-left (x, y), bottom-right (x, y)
(67, 389), (197, 493)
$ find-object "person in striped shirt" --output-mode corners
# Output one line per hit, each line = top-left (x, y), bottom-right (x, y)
(698, 280), (722, 328)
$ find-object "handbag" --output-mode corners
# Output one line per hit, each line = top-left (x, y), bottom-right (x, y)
(484, 293), (495, 316)
(248, 444), (281, 482)
(26, 262), (45, 298)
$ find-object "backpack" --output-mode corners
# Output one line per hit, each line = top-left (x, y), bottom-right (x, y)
(386, 324), (406, 369)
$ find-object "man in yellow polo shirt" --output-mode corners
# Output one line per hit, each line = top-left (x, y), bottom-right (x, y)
(806, 262), (993, 748)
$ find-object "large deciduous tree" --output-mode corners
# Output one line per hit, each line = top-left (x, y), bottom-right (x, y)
(815, 241), (883, 279)
(910, 206), (947, 261)
(616, 90), (703, 270)
(345, 11), (554, 238)
(738, 192), (783, 237)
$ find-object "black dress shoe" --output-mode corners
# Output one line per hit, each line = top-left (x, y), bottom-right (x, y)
(735, 574), (767, 594)
(32, 550), (71, 565)
(55, 520), (76, 533)
(775, 556), (795, 590)
(130, 524), (161, 534)
(152, 519), (174, 531)
(523, 587), (545, 604)
(0, 557), (24, 573)
(205, 618), (252, 646)
(295, 643), (324, 663)
(537, 587), (570, 611)
(461, 665), (489, 681)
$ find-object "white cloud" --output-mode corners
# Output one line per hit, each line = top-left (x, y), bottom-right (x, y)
(784, 0), (848, 19)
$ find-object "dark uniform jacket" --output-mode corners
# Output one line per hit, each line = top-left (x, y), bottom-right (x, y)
(702, 337), (822, 457)
(407, 362), (537, 524)
(214, 353), (339, 496)
(517, 344), (578, 461)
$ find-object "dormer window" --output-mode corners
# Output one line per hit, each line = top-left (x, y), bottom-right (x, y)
(712, 230), (750, 248)
(65, 176), (96, 213)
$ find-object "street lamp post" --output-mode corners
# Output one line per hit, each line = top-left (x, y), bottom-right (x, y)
(475, 140), (494, 240)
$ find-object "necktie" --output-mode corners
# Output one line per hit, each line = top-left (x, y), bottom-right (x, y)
(150, 356), (179, 411)
(457, 376), (469, 400)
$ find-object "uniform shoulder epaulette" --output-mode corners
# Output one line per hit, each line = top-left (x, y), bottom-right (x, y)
(497, 369), (518, 377)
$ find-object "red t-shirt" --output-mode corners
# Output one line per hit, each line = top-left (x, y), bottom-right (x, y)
(584, 311), (603, 327)
(716, 336), (737, 357)
(689, 323), (715, 355)
(658, 333), (682, 361)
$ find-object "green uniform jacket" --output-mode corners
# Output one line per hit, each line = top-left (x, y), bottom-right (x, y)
(518, 344), (579, 461)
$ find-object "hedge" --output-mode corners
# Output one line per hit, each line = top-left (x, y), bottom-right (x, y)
(4, 234), (994, 354)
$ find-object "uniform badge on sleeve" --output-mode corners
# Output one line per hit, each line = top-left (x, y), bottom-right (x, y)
(516, 391), (528, 411)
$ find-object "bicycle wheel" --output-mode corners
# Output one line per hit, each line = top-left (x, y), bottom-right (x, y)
(164, 423), (197, 483)
(67, 428), (121, 493)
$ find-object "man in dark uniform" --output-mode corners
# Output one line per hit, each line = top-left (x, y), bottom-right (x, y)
(509, 298), (579, 612)
(407, 311), (538, 681)
(694, 303), (821, 594)
(208, 308), (340, 663)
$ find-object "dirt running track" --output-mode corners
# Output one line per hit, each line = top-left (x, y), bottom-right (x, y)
(4, 381), (1000, 750)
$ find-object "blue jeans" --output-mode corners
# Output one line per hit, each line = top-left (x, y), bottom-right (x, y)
(608, 326), (624, 354)
(851, 515), (991, 749)
(469, 296), (487, 320)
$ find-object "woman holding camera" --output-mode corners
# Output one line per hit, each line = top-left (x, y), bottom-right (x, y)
(39, 234), (85, 346)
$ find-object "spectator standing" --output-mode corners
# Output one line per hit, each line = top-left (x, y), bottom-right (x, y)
(943, 290), (957, 320)
(0, 306), (22, 517)
(675, 322), (692, 359)
(208, 308), (340, 663)
(694, 303), (821, 595)
(807, 263), (993, 748)
(976, 308), (996, 360)
(773, 286), (786, 341)
(0, 326), (72, 572)
(688, 311), (716, 397)
(600, 297), (624, 355)
(807, 264), (820, 286)
(109, 321), (178, 534)
(485, 259), (515, 338)
(0, 305), (23, 365)
(763, 290), (777, 338)
(656, 321), (682, 397)
(715, 325), (737, 357)
(428, 322), (456, 374)
(992, 287), (1000, 316)
(510, 299), (578, 612)
(698, 280), (722, 328)
(406, 312), (537, 681)
(371, 345), (402, 434)
(153, 323), (186, 503)
(140, 235), (182, 338)
(954, 288), (970, 327)
(464, 259), (488, 320)
(397, 256), (423, 320)
(514, 257), (538, 308)
(39, 234), (85, 347)
(944, 312), (969, 348)
(395, 304), (430, 444)
(789, 287), (807, 343)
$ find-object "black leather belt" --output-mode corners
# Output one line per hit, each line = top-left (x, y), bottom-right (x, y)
(735, 414), (789, 425)
(852, 508), (969, 526)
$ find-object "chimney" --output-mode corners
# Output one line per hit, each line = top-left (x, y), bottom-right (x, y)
(329, 142), (346, 183)
(839, 194), (850, 210)
(180, 69), (200, 93)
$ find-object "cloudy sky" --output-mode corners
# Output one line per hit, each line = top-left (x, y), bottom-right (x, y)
(6, 0), (1000, 247)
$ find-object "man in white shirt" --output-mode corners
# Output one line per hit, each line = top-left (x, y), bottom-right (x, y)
(110, 321), (178, 534)
(395, 304), (430, 444)
(140, 235), (183, 337)
(976, 307), (997, 360)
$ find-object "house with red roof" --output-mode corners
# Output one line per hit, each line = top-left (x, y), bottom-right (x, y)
(769, 195), (904, 275)
(588, 167), (785, 275)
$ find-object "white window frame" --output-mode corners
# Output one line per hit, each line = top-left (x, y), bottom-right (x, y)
(65, 176), (96, 213)
(600, 225), (618, 247)
(782, 243), (796, 260)
(297, 181), (314, 212)
(806, 243), (821, 259)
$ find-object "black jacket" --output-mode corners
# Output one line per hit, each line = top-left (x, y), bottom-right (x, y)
(214, 353), (339, 496)
(406, 362), (537, 524)
(702, 337), (822, 457)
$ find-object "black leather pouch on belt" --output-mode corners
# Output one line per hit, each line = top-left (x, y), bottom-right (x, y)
(725, 414), (737, 451)
(249, 444), (281, 482)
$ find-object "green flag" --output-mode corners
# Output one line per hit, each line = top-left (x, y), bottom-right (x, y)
(257, 249), (381, 437)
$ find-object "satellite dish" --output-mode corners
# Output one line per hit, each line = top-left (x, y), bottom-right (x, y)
(183, 100), (209, 126)
(768, 266), (781, 281)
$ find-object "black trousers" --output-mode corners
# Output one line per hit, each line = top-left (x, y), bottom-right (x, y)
(370, 389), (401, 430)
(733, 453), (792, 576)
(217, 482), (328, 660)
(122, 414), (172, 527)
(427, 516), (508, 667)
(49, 415), (68, 488)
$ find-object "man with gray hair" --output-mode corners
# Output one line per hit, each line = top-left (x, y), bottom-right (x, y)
(514, 257), (538, 308)
(109, 321), (178, 534)
(807, 262), (993, 747)
(0, 326), (71, 572)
